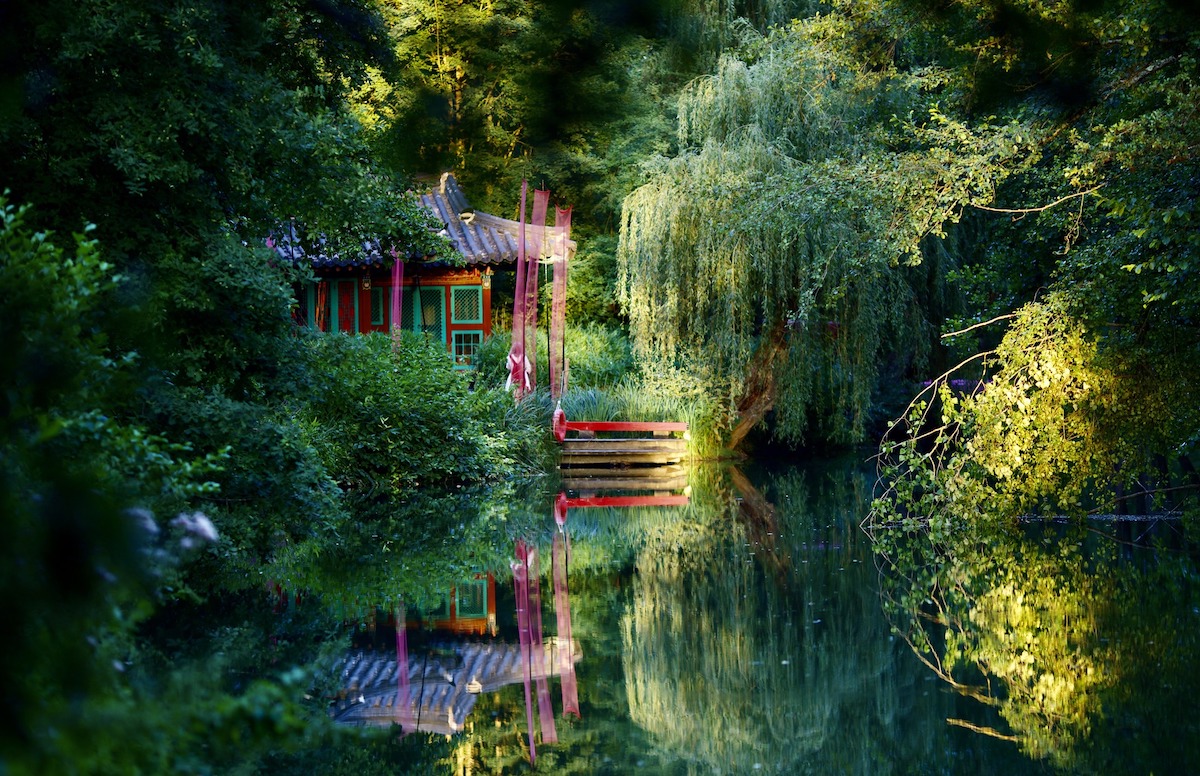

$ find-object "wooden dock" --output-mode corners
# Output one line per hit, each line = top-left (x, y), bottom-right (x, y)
(560, 437), (687, 467)
(560, 466), (689, 492)
(554, 417), (689, 472)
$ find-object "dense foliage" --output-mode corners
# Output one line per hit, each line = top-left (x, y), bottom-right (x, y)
(867, 0), (1200, 526)
(0, 1), (545, 771)
(3, 0), (1199, 771)
(617, 0), (1199, 479)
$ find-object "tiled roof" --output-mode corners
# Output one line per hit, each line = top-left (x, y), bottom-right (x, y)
(268, 221), (426, 271)
(271, 172), (575, 272)
(418, 172), (577, 267)
(331, 637), (582, 733)
(417, 172), (521, 266)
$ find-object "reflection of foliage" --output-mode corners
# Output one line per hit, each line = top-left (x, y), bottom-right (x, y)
(264, 719), (452, 776)
(875, 520), (1200, 772)
(946, 542), (1107, 759)
(271, 479), (552, 610)
(622, 462), (914, 774)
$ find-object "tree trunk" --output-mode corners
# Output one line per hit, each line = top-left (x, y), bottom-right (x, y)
(727, 324), (787, 450)
(729, 466), (790, 583)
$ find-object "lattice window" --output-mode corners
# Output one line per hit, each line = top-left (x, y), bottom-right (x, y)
(453, 331), (483, 369)
(451, 286), (483, 324)
(417, 287), (444, 339)
(370, 287), (384, 326)
(399, 286), (445, 341)
(455, 580), (487, 618)
(400, 289), (414, 331)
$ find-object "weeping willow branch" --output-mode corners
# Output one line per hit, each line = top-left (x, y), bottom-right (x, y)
(620, 18), (1032, 449)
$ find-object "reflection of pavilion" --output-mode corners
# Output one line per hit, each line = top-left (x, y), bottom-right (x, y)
(408, 573), (498, 637)
(332, 637), (582, 735)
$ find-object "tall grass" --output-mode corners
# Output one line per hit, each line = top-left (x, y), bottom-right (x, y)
(473, 322), (632, 391)
(563, 373), (729, 460)
(476, 324), (731, 460)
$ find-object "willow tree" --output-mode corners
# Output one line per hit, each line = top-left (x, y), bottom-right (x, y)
(618, 13), (1028, 448)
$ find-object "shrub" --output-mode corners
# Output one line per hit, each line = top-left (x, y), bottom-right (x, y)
(293, 331), (550, 499)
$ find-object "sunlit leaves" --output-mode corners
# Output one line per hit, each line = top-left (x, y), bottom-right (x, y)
(874, 518), (1200, 771)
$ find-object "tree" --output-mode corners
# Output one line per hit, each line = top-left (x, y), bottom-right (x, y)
(0, 2), (544, 769)
(871, 0), (1200, 524)
(618, 11), (1030, 448)
(0, 0), (459, 562)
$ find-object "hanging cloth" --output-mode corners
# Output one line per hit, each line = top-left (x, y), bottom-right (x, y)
(526, 544), (558, 744)
(395, 602), (414, 733)
(524, 189), (550, 394)
(553, 523), (580, 717)
(513, 542), (537, 765)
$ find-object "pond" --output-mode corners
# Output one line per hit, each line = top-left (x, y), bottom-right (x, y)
(283, 457), (1200, 774)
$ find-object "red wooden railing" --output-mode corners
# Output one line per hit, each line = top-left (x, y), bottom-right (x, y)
(552, 407), (688, 443)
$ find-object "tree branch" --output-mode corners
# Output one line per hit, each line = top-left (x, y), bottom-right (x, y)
(942, 313), (1018, 340)
(946, 718), (1019, 742)
(972, 185), (1104, 217)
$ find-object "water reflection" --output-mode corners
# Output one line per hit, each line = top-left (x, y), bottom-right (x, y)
(622, 464), (951, 774)
(875, 516), (1200, 773)
(333, 623), (581, 736)
(290, 461), (1199, 773)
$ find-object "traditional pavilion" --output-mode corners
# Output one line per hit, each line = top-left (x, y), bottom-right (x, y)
(277, 172), (575, 371)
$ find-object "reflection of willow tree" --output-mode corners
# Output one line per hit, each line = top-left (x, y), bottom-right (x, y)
(621, 462), (923, 774)
(876, 522), (1200, 773)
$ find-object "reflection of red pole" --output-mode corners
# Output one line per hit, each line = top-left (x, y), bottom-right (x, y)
(396, 603), (414, 734)
(554, 529), (580, 717)
(528, 545), (558, 744)
(513, 543), (536, 765)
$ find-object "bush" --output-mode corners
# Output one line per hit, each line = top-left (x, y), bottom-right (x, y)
(294, 330), (550, 499)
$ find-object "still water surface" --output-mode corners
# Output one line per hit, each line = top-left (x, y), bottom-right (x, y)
(316, 458), (1199, 774)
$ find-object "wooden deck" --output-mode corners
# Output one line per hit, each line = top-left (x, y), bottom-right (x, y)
(559, 439), (687, 467)
(555, 417), (689, 471)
